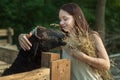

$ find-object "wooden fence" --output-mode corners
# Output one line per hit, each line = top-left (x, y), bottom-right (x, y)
(0, 52), (71, 80)
(0, 27), (14, 45)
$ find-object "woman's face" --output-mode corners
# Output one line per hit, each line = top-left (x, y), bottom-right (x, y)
(59, 9), (75, 33)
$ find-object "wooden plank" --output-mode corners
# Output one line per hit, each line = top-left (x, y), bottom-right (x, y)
(0, 28), (14, 37)
(0, 64), (11, 70)
(0, 68), (50, 80)
(0, 29), (7, 36)
(41, 52), (60, 67)
(0, 39), (7, 45)
(0, 61), (8, 64)
(0, 47), (18, 64)
(50, 59), (71, 80)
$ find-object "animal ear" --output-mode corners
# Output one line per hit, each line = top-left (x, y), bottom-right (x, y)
(34, 26), (47, 39)
(37, 26), (46, 30)
(35, 27), (55, 40)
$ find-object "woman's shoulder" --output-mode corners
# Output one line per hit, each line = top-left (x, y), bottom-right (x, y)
(90, 31), (102, 42)
(91, 31), (100, 36)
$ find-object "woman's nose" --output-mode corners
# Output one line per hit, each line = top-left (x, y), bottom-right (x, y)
(60, 21), (64, 26)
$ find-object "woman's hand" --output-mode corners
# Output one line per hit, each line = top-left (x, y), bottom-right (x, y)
(64, 45), (86, 61)
(18, 32), (32, 51)
(70, 48), (86, 61)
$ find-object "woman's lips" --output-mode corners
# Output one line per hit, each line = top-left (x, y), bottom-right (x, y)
(60, 25), (68, 32)
(61, 26), (67, 30)
(61, 27), (69, 34)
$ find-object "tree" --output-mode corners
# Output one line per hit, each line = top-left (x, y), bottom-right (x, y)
(95, 0), (107, 42)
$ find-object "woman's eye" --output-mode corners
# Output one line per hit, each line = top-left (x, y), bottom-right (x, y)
(64, 18), (68, 21)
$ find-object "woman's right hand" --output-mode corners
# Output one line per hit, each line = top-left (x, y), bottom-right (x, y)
(18, 32), (32, 51)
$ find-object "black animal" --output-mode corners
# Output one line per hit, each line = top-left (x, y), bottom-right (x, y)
(2, 26), (66, 76)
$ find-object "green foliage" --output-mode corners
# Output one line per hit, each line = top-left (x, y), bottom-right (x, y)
(106, 0), (120, 34)
(0, 0), (119, 53)
(0, 0), (44, 46)
(105, 0), (120, 53)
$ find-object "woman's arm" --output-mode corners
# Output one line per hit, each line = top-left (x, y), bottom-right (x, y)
(72, 34), (110, 70)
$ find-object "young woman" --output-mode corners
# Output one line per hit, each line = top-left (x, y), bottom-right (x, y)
(19, 3), (111, 80)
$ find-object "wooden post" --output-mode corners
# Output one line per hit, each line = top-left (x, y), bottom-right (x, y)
(41, 52), (60, 67)
(50, 59), (71, 80)
(41, 52), (71, 80)
(7, 27), (14, 44)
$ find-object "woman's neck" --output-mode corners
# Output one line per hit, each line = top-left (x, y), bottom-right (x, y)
(67, 28), (77, 37)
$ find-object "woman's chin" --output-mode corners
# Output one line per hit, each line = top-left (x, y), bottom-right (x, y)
(61, 29), (68, 33)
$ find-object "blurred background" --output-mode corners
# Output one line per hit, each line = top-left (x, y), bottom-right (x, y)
(0, 0), (120, 54)
(0, 0), (120, 79)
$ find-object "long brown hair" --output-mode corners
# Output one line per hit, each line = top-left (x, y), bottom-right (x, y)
(60, 3), (114, 80)
(60, 3), (90, 35)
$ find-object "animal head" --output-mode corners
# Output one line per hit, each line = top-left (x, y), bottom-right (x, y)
(29, 26), (66, 51)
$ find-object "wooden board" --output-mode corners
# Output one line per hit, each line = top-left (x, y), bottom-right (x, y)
(50, 59), (71, 80)
(0, 29), (8, 36)
(0, 47), (18, 64)
(0, 29), (14, 37)
(0, 39), (7, 45)
(0, 68), (50, 80)
(41, 52), (60, 67)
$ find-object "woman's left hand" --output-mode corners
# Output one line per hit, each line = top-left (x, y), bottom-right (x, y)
(68, 46), (87, 61)
(65, 46), (86, 60)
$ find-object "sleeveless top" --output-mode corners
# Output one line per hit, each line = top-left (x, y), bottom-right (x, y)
(62, 47), (103, 80)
